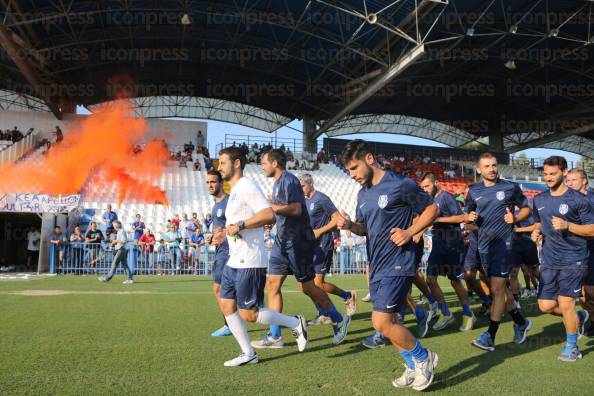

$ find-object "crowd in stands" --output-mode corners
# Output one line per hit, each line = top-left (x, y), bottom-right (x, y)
(0, 126), (30, 143)
(230, 141), (330, 172)
(43, 200), (373, 275)
(173, 141), (214, 171)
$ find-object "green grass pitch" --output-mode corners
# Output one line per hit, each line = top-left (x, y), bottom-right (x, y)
(1, 275), (592, 395)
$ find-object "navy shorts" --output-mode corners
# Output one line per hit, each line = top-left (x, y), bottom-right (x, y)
(463, 243), (481, 272)
(268, 239), (315, 282)
(211, 254), (229, 284)
(479, 240), (513, 278)
(370, 276), (413, 313)
(313, 243), (334, 275)
(220, 266), (266, 309)
(511, 239), (539, 268)
(427, 244), (464, 281)
(538, 266), (586, 300)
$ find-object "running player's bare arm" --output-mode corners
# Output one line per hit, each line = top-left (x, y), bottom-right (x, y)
(515, 224), (535, 233)
(313, 212), (339, 239)
(271, 202), (302, 217)
(506, 206), (531, 224)
(435, 214), (466, 224)
(336, 210), (367, 236)
(391, 203), (439, 246)
(551, 217), (594, 237)
(226, 207), (275, 236)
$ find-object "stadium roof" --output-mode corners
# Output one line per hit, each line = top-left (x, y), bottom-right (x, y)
(1, 1), (594, 156)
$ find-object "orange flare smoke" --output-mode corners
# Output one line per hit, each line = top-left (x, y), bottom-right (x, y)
(0, 101), (169, 205)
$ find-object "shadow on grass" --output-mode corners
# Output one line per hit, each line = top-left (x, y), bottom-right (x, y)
(431, 322), (588, 390)
(258, 334), (373, 364)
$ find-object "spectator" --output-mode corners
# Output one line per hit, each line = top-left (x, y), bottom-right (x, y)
(26, 226), (41, 272)
(69, 225), (85, 271)
(53, 126), (63, 143)
(138, 228), (156, 270)
(155, 239), (167, 275)
(131, 214), (145, 240)
(188, 228), (205, 274)
(42, 141), (51, 155)
(11, 126), (23, 142)
(101, 204), (118, 236)
(196, 130), (205, 148)
(99, 221), (133, 284)
(286, 148), (294, 161)
(193, 160), (201, 171)
(317, 148), (327, 164)
(85, 222), (105, 269)
(203, 156), (213, 171)
(179, 213), (195, 246)
(49, 226), (67, 271)
(204, 213), (213, 231)
(164, 223), (182, 274)
(170, 214), (181, 229)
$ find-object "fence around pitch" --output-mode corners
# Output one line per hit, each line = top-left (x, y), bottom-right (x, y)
(49, 242), (215, 276)
(48, 243), (381, 276)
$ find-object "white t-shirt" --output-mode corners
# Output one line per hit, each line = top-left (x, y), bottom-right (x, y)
(225, 177), (270, 269)
(179, 220), (194, 239)
(27, 231), (41, 251)
(113, 229), (129, 251)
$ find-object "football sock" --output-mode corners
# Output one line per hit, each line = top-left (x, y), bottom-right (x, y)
(225, 312), (255, 356)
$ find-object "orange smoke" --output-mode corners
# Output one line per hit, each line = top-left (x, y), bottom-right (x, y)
(0, 101), (169, 205)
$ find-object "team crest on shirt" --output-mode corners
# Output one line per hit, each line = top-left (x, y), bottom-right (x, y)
(216, 208), (223, 218)
(559, 203), (569, 215)
(378, 194), (388, 208)
(496, 191), (505, 201)
(310, 202), (315, 211)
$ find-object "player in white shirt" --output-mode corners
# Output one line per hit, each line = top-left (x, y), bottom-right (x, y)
(214, 146), (308, 367)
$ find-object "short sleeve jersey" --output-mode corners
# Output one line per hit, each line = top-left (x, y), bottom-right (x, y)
(225, 177), (271, 269)
(533, 187), (594, 269)
(212, 195), (230, 258)
(306, 190), (338, 252)
(355, 171), (434, 283)
(432, 190), (463, 249)
(272, 171), (313, 242)
(464, 179), (528, 252)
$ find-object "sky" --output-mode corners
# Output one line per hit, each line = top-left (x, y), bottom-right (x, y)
(77, 106), (581, 165)
(184, 118), (582, 165)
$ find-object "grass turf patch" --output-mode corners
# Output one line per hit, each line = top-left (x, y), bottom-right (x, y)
(1, 275), (593, 395)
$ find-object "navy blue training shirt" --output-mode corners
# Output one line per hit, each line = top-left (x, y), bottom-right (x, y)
(533, 188), (594, 269)
(355, 171), (434, 282)
(306, 190), (338, 252)
(433, 190), (463, 249)
(211, 195), (229, 258)
(464, 179), (528, 252)
(272, 171), (312, 241)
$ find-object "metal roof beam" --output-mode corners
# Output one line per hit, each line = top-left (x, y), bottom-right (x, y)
(0, 24), (62, 119)
(315, 44), (425, 137)
(505, 122), (594, 153)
